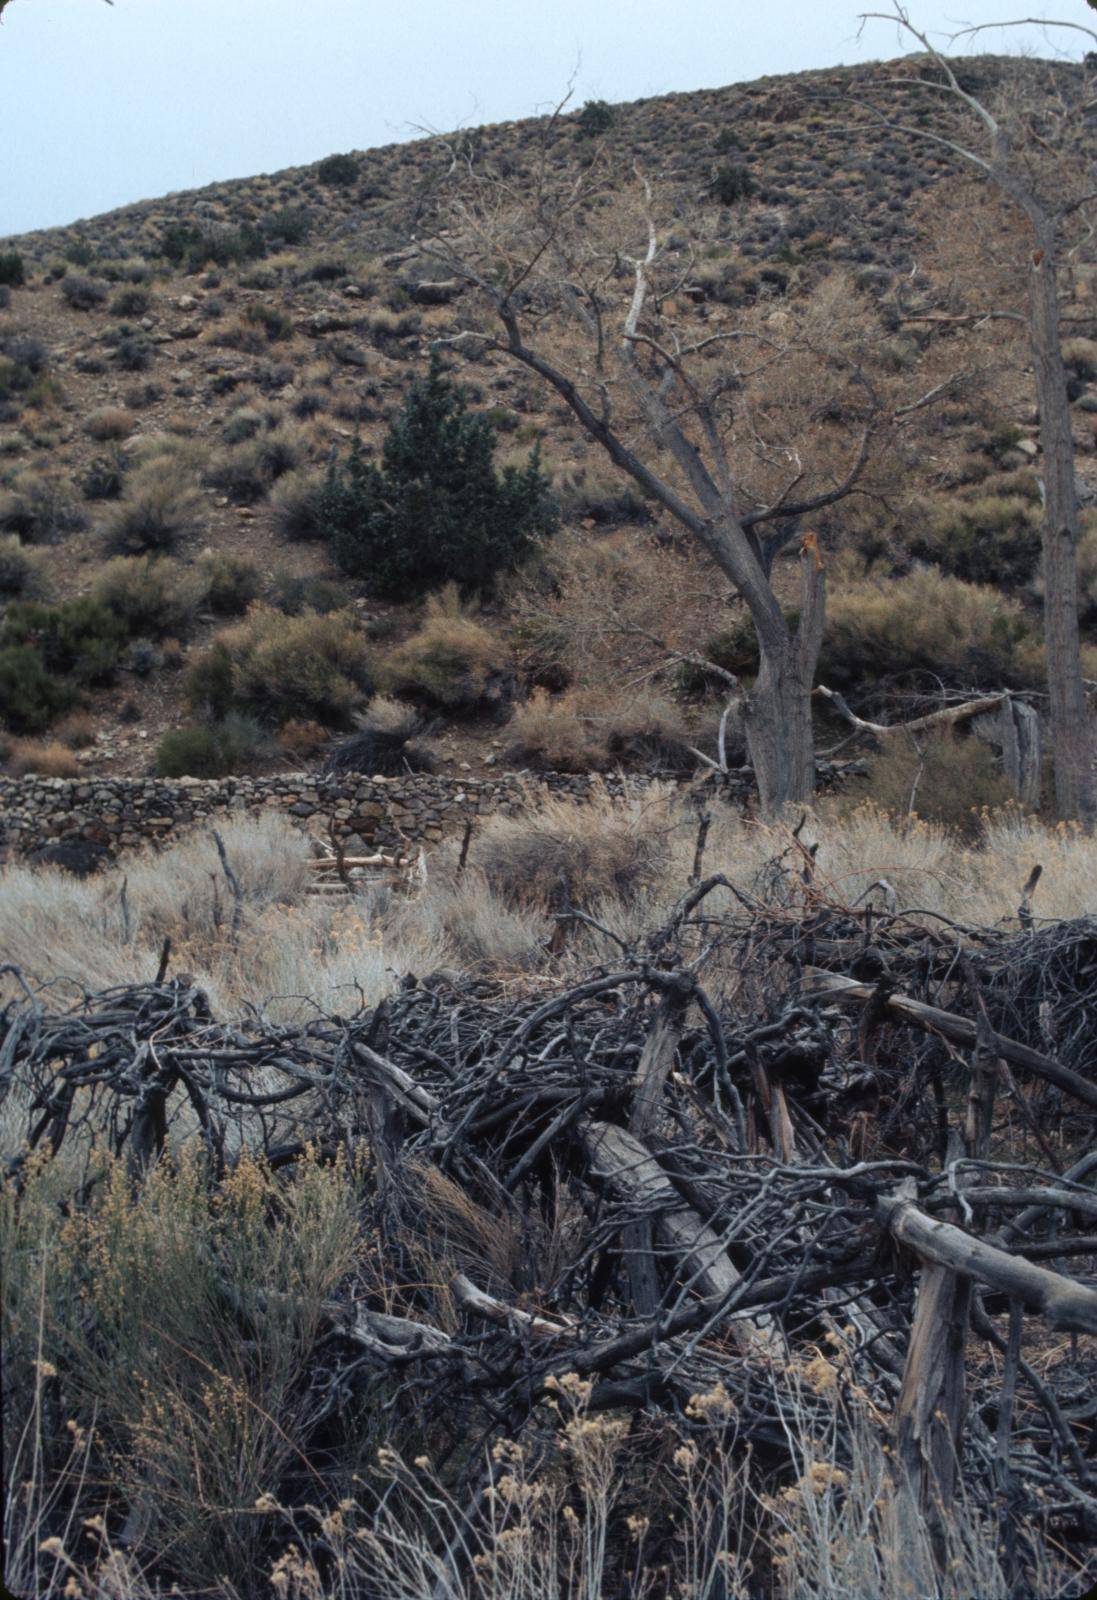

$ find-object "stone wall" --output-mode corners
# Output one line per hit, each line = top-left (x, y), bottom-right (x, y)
(0, 770), (662, 863)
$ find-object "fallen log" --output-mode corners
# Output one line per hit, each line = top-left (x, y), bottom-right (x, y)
(877, 1181), (1097, 1334)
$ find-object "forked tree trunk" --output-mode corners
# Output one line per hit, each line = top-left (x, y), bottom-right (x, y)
(1028, 221), (1096, 829)
(743, 546), (826, 814)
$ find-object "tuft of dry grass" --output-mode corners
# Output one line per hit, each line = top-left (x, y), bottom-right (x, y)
(83, 405), (135, 441)
(379, 589), (512, 714)
(3, 738), (80, 777)
(509, 686), (695, 774)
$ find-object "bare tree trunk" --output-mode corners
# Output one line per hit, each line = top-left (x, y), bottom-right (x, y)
(1029, 223), (1096, 828)
(744, 547), (825, 813)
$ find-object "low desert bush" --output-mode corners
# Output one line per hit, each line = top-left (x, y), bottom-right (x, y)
(84, 405), (135, 441)
(508, 686), (696, 774)
(908, 492), (1042, 587)
(469, 782), (675, 913)
(0, 645), (73, 732)
(0, 597), (125, 683)
(93, 554), (204, 638)
(0, 533), (46, 598)
(3, 737), (79, 777)
(60, 274), (107, 310)
(0, 250), (25, 286)
(103, 460), (204, 553)
(1062, 335), (1097, 381)
(155, 714), (273, 777)
(270, 569), (349, 615)
(0, 471), (85, 543)
(858, 730), (1014, 837)
(196, 549), (261, 614)
(316, 151), (360, 186)
(818, 568), (1044, 699)
(81, 450), (128, 501)
(186, 605), (371, 728)
(110, 284), (151, 317)
(378, 590), (512, 715)
(244, 301), (294, 342)
(205, 423), (306, 503)
(269, 467), (328, 541)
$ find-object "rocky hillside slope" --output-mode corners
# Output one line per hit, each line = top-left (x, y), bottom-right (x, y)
(2, 53), (1096, 815)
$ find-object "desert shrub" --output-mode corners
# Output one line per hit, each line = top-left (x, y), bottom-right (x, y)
(3, 737), (79, 777)
(316, 151), (360, 186)
(197, 550), (261, 614)
(110, 286), (150, 317)
(508, 686), (696, 774)
(93, 554), (203, 638)
(110, 331), (153, 371)
(160, 220), (266, 273)
(186, 605), (371, 728)
(261, 204), (312, 246)
(909, 493), (1042, 587)
(60, 274), (107, 310)
(470, 783), (673, 913)
(278, 717), (330, 759)
(64, 238), (95, 266)
(206, 424), (305, 503)
(103, 461), (204, 553)
(0, 598), (126, 683)
(576, 99), (615, 137)
(325, 355), (557, 598)
(269, 467), (328, 541)
(0, 251), (25, 287)
(0, 645), (74, 731)
(0, 471), (84, 542)
(1062, 336), (1097, 381)
(860, 729), (1015, 837)
(221, 405), (267, 445)
(244, 302), (294, 342)
(271, 569), (349, 615)
(81, 451), (127, 501)
(711, 164), (756, 203)
(818, 568), (1044, 699)
(84, 405), (135, 441)
(155, 714), (272, 777)
(0, 534), (46, 599)
(378, 591), (511, 715)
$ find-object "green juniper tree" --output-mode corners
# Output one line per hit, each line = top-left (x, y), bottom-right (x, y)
(323, 354), (556, 601)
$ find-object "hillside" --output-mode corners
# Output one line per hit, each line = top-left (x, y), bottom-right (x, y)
(2, 52), (1096, 813)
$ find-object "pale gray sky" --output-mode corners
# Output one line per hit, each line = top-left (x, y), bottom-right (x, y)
(0, 0), (1088, 238)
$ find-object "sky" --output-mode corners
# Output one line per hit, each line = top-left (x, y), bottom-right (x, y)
(1, 0), (1090, 238)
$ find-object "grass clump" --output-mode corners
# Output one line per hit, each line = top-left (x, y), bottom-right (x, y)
(3, 736), (80, 777)
(269, 467), (328, 542)
(155, 714), (272, 776)
(84, 405), (135, 442)
(205, 424), (306, 504)
(186, 605), (371, 728)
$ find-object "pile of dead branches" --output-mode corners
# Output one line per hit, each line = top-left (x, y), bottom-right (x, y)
(2, 875), (1096, 1593)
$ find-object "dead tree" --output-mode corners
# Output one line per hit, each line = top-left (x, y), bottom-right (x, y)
(427, 136), (908, 815)
(860, 6), (1097, 827)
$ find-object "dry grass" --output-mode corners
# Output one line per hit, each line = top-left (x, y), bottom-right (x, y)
(83, 405), (135, 441)
(3, 738), (80, 777)
(379, 590), (511, 714)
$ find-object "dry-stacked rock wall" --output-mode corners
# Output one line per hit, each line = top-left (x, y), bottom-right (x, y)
(0, 771), (662, 862)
